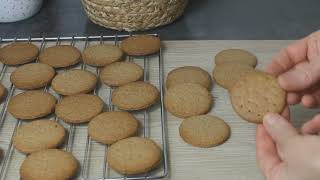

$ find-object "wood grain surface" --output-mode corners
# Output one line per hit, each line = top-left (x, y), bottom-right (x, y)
(0, 40), (319, 180)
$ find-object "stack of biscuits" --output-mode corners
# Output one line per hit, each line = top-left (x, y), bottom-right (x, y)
(0, 34), (164, 179)
(212, 49), (286, 124)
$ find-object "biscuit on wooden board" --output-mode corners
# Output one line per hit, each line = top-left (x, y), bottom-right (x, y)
(213, 62), (254, 90)
(100, 62), (143, 86)
(88, 111), (139, 144)
(166, 66), (212, 90)
(112, 81), (160, 110)
(120, 35), (161, 56)
(164, 83), (212, 118)
(39, 45), (81, 68)
(13, 120), (65, 154)
(8, 91), (56, 120)
(20, 149), (78, 180)
(56, 94), (104, 124)
(10, 63), (55, 90)
(215, 49), (258, 67)
(51, 69), (97, 95)
(107, 137), (161, 175)
(179, 115), (231, 148)
(82, 44), (123, 66)
(0, 43), (39, 65)
(230, 70), (286, 123)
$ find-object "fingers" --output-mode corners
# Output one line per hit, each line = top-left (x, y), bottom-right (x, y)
(278, 60), (320, 91)
(301, 114), (320, 134)
(301, 94), (318, 108)
(281, 106), (291, 121)
(287, 92), (301, 105)
(256, 124), (281, 176)
(263, 113), (298, 147)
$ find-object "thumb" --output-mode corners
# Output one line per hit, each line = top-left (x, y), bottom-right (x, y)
(263, 113), (298, 147)
(278, 60), (320, 91)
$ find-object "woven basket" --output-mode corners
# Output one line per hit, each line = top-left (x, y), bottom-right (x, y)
(81, 0), (188, 31)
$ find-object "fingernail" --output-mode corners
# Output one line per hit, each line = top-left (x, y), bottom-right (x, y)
(263, 113), (278, 126)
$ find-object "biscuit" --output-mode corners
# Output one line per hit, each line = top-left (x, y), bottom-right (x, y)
(10, 63), (55, 90)
(107, 137), (161, 175)
(88, 111), (139, 144)
(120, 35), (161, 56)
(0, 43), (39, 65)
(179, 115), (231, 148)
(164, 83), (212, 118)
(230, 70), (286, 123)
(51, 69), (97, 95)
(112, 81), (159, 110)
(215, 49), (258, 68)
(166, 66), (212, 90)
(215, 49), (258, 67)
(13, 120), (65, 154)
(8, 91), (56, 120)
(20, 149), (78, 180)
(100, 62), (143, 86)
(0, 83), (6, 100)
(39, 45), (81, 68)
(56, 94), (104, 124)
(82, 44), (123, 66)
(213, 63), (254, 90)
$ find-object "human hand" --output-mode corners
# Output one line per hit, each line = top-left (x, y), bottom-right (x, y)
(256, 113), (320, 180)
(266, 30), (320, 108)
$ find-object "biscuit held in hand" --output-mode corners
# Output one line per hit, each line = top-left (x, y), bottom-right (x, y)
(230, 70), (286, 123)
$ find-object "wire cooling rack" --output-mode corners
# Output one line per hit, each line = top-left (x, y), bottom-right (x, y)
(0, 34), (168, 180)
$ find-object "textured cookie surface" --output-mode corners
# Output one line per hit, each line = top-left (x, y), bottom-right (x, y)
(10, 63), (55, 90)
(88, 111), (139, 144)
(82, 44), (123, 66)
(120, 35), (161, 56)
(0, 43), (39, 65)
(20, 149), (78, 180)
(112, 81), (159, 110)
(100, 62), (143, 86)
(0, 83), (6, 100)
(215, 49), (257, 67)
(13, 120), (65, 154)
(107, 137), (161, 175)
(52, 69), (97, 95)
(213, 63), (254, 90)
(166, 66), (212, 90)
(179, 115), (230, 148)
(39, 45), (81, 68)
(230, 70), (286, 123)
(164, 83), (212, 118)
(56, 94), (104, 124)
(8, 91), (56, 120)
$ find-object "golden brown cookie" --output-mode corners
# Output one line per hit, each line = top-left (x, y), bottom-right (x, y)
(0, 43), (39, 65)
(39, 45), (81, 68)
(8, 91), (56, 120)
(10, 63), (55, 90)
(215, 49), (258, 67)
(164, 83), (212, 118)
(100, 62), (143, 86)
(179, 115), (231, 148)
(0, 83), (7, 100)
(82, 44), (123, 66)
(56, 94), (104, 124)
(166, 66), (212, 90)
(230, 70), (286, 123)
(107, 137), (161, 175)
(20, 149), (78, 180)
(88, 111), (139, 144)
(112, 81), (159, 110)
(13, 120), (65, 154)
(120, 35), (161, 56)
(51, 69), (97, 95)
(213, 63), (254, 90)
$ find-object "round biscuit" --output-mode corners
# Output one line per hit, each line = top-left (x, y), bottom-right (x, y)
(215, 49), (257, 67)
(82, 44), (123, 66)
(0, 83), (7, 100)
(0, 43), (39, 65)
(120, 35), (161, 56)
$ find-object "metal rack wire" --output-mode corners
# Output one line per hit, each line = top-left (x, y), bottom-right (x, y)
(0, 34), (168, 180)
